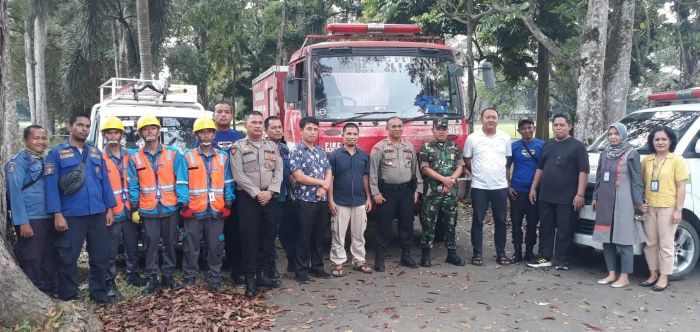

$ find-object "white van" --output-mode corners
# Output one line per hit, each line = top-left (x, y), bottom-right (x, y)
(574, 103), (700, 279)
(87, 78), (212, 151)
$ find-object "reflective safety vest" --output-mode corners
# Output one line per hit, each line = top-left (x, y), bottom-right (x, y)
(131, 148), (178, 210)
(185, 149), (227, 213)
(103, 149), (131, 216)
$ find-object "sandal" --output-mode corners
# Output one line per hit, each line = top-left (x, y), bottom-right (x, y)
(471, 256), (483, 266)
(353, 262), (373, 274)
(331, 264), (344, 277)
(497, 256), (511, 266)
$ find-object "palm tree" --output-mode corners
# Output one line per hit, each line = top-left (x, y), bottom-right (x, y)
(136, 0), (152, 80)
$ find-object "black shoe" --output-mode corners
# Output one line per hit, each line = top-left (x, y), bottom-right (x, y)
(244, 276), (257, 297)
(90, 294), (118, 304)
(126, 274), (145, 287)
(445, 249), (466, 266)
(295, 273), (310, 284)
(554, 262), (569, 271)
(230, 273), (245, 284)
(141, 277), (159, 295)
(374, 255), (385, 272)
(161, 276), (182, 290)
(421, 248), (432, 267)
(400, 255), (418, 269)
(105, 279), (123, 302)
(256, 271), (282, 288)
(183, 277), (196, 287)
(310, 269), (332, 279)
(208, 282), (223, 293)
(523, 252), (535, 262)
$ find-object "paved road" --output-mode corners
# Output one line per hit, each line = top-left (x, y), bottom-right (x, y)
(265, 207), (700, 331)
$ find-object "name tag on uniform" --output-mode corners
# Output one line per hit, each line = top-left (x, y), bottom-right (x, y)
(209, 192), (216, 202)
(603, 171), (610, 182)
(650, 180), (660, 192)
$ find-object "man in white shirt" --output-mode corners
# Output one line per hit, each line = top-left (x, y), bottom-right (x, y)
(463, 108), (512, 266)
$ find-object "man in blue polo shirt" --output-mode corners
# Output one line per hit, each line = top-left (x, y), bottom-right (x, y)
(328, 123), (372, 276)
(45, 112), (118, 303)
(507, 116), (544, 262)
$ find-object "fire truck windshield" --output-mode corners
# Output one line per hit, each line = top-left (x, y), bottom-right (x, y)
(312, 51), (462, 121)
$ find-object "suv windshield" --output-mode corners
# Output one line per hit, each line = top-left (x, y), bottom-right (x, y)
(311, 50), (462, 121)
(588, 110), (700, 154)
(118, 116), (197, 152)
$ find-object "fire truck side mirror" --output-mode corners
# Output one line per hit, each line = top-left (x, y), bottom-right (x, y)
(448, 63), (464, 77)
(284, 76), (300, 103)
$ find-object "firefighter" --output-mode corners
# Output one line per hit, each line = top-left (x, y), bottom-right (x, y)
(102, 116), (143, 300)
(179, 116), (235, 292)
(128, 114), (188, 294)
(44, 112), (117, 303)
(5, 125), (56, 295)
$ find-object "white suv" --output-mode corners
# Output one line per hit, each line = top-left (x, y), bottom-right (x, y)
(574, 105), (700, 279)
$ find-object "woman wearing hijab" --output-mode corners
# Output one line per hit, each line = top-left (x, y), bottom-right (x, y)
(592, 123), (647, 288)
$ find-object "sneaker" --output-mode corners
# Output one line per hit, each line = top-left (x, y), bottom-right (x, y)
(526, 257), (552, 268)
(554, 262), (569, 270)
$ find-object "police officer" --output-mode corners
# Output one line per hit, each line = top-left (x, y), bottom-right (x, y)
(418, 119), (466, 267)
(369, 116), (423, 272)
(44, 112), (117, 303)
(128, 114), (188, 294)
(231, 111), (283, 297)
(179, 116), (235, 292)
(102, 116), (141, 300)
(5, 125), (56, 295)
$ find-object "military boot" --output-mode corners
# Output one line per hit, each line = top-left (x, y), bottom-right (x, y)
(421, 248), (432, 267)
(142, 276), (159, 295)
(161, 275), (182, 291)
(105, 278), (124, 302)
(400, 249), (418, 268)
(256, 271), (281, 288)
(445, 249), (466, 266)
(244, 275), (257, 297)
(126, 273), (145, 287)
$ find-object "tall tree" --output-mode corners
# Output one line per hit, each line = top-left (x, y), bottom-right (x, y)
(32, 0), (49, 132)
(136, 0), (153, 79)
(602, 0), (636, 127)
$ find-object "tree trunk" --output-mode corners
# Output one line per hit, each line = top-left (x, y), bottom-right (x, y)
(118, 20), (129, 78)
(112, 20), (120, 77)
(275, 0), (287, 66)
(1, 1), (102, 329)
(136, 0), (153, 80)
(465, 0), (476, 134)
(24, 19), (35, 124)
(33, 12), (50, 134)
(536, 43), (550, 140)
(602, 0), (636, 126)
(574, 0), (609, 144)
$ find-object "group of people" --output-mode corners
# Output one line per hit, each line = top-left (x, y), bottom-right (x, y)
(5, 102), (688, 306)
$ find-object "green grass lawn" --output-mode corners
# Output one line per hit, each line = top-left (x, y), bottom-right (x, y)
(473, 121), (553, 139)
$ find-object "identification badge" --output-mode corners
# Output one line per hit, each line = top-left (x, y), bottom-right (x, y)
(603, 171), (610, 182)
(121, 190), (128, 202)
(209, 192), (216, 202)
(155, 188), (162, 200)
(650, 180), (660, 192)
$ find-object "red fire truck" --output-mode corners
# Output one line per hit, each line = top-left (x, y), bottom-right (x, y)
(252, 23), (468, 153)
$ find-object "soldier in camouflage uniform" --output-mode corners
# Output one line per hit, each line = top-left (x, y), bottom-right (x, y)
(418, 119), (466, 267)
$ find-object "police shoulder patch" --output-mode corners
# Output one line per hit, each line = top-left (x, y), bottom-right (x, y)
(230, 146), (238, 155)
(7, 162), (16, 172)
(45, 163), (55, 175)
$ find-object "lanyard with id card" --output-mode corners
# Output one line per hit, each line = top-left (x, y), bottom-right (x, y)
(650, 158), (666, 193)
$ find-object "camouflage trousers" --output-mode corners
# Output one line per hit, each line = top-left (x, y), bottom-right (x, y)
(420, 189), (458, 249)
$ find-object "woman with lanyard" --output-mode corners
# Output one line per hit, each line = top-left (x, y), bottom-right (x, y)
(640, 126), (688, 291)
(592, 123), (646, 288)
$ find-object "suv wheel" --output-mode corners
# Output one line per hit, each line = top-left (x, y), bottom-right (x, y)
(670, 220), (700, 280)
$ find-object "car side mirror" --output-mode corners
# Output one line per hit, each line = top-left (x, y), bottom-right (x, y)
(448, 63), (464, 77)
(284, 76), (300, 103)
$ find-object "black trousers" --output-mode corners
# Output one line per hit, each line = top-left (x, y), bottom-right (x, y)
(509, 191), (539, 253)
(538, 200), (577, 263)
(224, 199), (242, 277)
(55, 213), (110, 301)
(183, 217), (225, 283)
(295, 200), (329, 275)
(143, 214), (178, 278)
(375, 186), (414, 257)
(238, 193), (278, 276)
(107, 219), (140, 280)
(471, 188), (508, 257)
(14, 218), (56, 293)
(275, 200), (298, 262)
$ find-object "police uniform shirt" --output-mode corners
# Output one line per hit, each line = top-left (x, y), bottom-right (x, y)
(5, 150), (51, 225)
(230, 138), (283, 198)
(45, 143), (117, 217)
(369, 138), (423, 195)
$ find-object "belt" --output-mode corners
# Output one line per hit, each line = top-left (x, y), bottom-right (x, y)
(379, 181), (413, 192)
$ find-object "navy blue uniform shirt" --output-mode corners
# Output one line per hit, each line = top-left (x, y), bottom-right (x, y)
(5, 150), (50, 225)
(45, 143), (117, 217)
(277, 142), (292, 202)
(329, 146), (370, 207)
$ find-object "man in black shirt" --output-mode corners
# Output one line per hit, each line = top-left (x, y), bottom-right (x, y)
(527, 113), (589, 270)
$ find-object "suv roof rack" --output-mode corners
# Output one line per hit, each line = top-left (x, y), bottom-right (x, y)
(99, 78), (198, 104)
